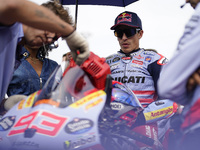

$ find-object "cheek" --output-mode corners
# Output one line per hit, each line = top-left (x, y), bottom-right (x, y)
(118, 38), (123, 45)
(24, 35), (34, 45)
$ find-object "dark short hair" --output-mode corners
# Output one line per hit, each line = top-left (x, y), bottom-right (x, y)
(42, 0), (73, 25)
(40, 0), (74, 57)
(62, 53), (67, 57)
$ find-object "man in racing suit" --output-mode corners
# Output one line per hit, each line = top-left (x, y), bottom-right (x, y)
(106, 11), (177, 149)
(106, 11), (168, 107)
(158, 1), (200, 149)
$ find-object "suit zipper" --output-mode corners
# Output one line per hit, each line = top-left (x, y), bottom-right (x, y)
(40, 78), (42, 89)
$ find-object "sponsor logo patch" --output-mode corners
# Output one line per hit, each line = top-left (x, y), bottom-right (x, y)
(65, 118), (93, 134)
(64, 134), (96, 150)
(145, 56), (152, 62)
(0, 116), (16, 131)
(134, 55), (144, 59)
(112, 57), (120, 63)
(132, 60), (143, 65)
(110, 102), (125, 111)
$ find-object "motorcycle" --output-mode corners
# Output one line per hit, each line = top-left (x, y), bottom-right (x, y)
(0, 52), (170, 150)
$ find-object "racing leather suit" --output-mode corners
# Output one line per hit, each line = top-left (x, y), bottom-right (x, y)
(106, 48), (178, 146)
(106, 48), (167, 106)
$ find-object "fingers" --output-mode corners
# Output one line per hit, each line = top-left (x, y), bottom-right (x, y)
(34, 30), (54, 45)
(44, 31), (56, 44)
(64, 31), (90, 65)
(187, 77), (195, 91)
(4, 95), (27, 110)
(193, 71), (200, 84)
(76, 50), (90, 65)
(71, 51), (77, 63)
(187, 68), (200, 91)
(71, 50), (90, 65)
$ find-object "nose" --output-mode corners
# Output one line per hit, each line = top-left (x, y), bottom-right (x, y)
(122, 33), (128, 40)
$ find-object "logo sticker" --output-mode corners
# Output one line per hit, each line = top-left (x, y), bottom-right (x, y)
(132, 60), (143, 65)
(145, 56), (152, 62)
(25, 92), (37, 108)
(65, 118), (93, 134)
(64, 134), (96, 150)
(134, 55), (144, 59)
(70, 91), (105, 108)
(85, 98), (103, 111)
(110, 102), (125, 111)
(122, 56), (131, 60)
(112, 57), (120, 63)
(12, 141), (39, 149)
(110, 63), (120, 71)
(117, 13), (132, 24)
(0, 116), (16, 131)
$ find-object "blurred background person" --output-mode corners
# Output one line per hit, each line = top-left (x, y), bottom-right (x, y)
(7, 0), (73, 96)
(0, 0), (89, 113)
(62, 52), (72, 62)
(158, 0), (200, 149)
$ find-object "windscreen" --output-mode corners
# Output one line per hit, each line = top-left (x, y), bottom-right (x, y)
(34, 66), (96, 108)
(112, 82), (143, 111)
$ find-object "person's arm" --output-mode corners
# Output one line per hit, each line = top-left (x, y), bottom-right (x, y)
(0, 0), (89, 65)
(158, 7), (200, 105)
(158, 17), (200, 105)
(0, 0), (73, 35)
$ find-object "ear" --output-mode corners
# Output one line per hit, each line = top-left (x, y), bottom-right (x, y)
(138, 30), (143, 39)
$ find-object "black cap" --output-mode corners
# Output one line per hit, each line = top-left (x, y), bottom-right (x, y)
(111, 11), (142, 30)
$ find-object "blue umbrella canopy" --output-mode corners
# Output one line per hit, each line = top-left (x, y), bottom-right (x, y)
(60, 0), (139, 7)
(60, 0), (139, 27)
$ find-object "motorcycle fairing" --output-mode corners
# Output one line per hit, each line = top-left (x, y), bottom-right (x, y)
(143, 99), (178, 124)
(0, 66), (107, 150)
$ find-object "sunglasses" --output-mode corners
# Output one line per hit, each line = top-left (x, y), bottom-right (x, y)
(114, 28), (141, 39)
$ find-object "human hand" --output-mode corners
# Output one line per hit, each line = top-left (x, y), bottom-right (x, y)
(187, 68), (200, 91)
(63, 31), (90, 65)
(4, 95), (27, 111)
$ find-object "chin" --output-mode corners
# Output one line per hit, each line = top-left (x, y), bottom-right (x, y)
(122, 49), (131, 53)
(26, 45), (41, 49)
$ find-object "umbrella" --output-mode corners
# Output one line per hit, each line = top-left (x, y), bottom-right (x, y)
(60, 0), (139, 7)
(60, 0), (139, 28)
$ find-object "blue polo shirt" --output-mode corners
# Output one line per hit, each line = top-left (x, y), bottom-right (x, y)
(0, 23), (24, 103)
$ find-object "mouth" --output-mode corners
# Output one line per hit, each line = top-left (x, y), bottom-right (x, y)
(122, 43), (129, 48)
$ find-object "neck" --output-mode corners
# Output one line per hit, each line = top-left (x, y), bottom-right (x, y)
(120, 48), (140, 55)
(24, 45), (38, 58)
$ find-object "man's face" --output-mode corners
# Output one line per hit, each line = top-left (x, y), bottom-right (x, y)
(23, 25), (56, 48)
(186, 0), (200, 8)
(115, 26), (143, 53)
